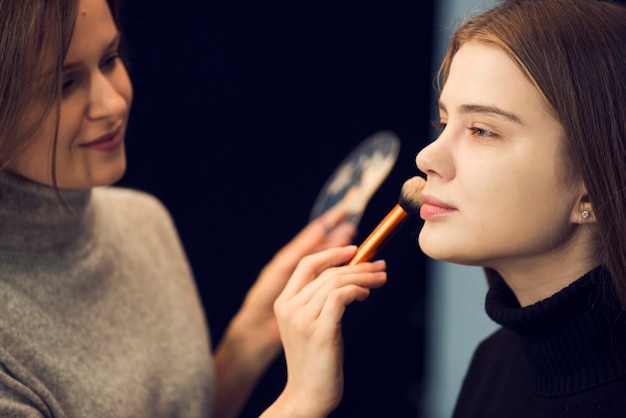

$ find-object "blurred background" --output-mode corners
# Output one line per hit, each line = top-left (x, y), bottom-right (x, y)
(117, 0), (500, 417)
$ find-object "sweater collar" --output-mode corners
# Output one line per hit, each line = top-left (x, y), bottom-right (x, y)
(0, 170), (93, 253)
(486, 266), (626, 396)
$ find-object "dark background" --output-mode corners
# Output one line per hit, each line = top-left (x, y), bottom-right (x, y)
(117, 1), (435, 416)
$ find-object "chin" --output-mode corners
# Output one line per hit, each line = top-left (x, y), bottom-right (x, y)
(418, 231), (466, 264)
(57, 160), (127, 189)
(91, 153), (127, 187)
(418, 233), (444, 261)
(93, 164), (127, 187)
(84, 148), (128, 187)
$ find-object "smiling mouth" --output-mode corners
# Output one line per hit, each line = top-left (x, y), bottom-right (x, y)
(80, 128), (123, 152)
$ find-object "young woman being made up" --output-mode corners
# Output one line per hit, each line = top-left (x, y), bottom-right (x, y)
(416, 0), (626, 416)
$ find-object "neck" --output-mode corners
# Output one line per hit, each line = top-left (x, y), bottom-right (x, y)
(487, 266), (626, 396)
(0, 170), (93, 254)
(491, 228), (599, 306)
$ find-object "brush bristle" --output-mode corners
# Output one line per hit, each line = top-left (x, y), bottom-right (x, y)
(398, 176), (426, 214)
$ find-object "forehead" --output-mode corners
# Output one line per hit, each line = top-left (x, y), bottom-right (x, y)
(65, 0), (117, 59)
(441, 43), (543, 112)
(441, 42), (570, 166)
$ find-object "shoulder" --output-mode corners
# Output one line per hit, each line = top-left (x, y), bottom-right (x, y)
(89, 186), (194, 269)
(465, 327), (526, 385)
(92, 186), (168, 213)
(90, 187), (180, 239)
(452, 328), (531, 418)
(92, 187), (173, 223)
(475, 327), (521, 358)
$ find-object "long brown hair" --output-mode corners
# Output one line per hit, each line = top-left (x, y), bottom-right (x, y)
(439, 0), (626, 307)
(0, 0), (121, 190)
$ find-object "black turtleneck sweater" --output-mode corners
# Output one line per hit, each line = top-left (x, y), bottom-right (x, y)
(452, 266), (626, 418)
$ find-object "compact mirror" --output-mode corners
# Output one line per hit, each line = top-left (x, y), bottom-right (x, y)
(309, 130), (400, 227)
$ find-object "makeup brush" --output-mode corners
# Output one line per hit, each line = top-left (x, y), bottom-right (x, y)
(347, 176), (426, 265)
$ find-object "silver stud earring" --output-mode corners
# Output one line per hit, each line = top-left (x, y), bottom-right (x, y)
(581, 210), (590, 219)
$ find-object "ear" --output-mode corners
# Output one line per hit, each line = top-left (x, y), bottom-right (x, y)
(570, 183), (595, 224)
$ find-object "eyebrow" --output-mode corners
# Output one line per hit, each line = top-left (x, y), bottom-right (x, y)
(437, 100), (523, 124)
(62, 33), (121, 71)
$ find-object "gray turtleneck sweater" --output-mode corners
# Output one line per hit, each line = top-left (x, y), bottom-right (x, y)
(0, 172), (215, 417)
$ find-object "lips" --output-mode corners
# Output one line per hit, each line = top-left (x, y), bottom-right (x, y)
(80, 127), (123, 152)
(420, 195), (457, 220)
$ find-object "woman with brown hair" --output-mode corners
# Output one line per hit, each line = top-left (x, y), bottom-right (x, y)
(0, 0), (386, 417)
(416, 0), (626, 416)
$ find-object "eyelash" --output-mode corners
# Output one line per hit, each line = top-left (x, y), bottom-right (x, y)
(430, 120), (498, 139)
(101, 52), (121, 71)
(431, 120), (446, 131)
(468, 126), (497, 138)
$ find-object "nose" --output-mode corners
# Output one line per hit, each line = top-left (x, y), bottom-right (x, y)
(87, 72), (128, 123)
(415, 133), (455, 180)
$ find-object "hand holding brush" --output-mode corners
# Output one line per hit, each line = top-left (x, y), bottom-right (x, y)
(348, 176), (426, 265)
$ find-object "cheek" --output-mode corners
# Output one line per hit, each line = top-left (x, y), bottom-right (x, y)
(479, 159), (555, 220)
(478, 164), (577, 250)
(57, 103), (84, 150)
(421, 163), (560, 256)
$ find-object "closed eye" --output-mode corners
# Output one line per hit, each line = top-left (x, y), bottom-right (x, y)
(469, 126), (497, 138)
(100, 51), (121, 72)
(61, 75), (79, 97)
